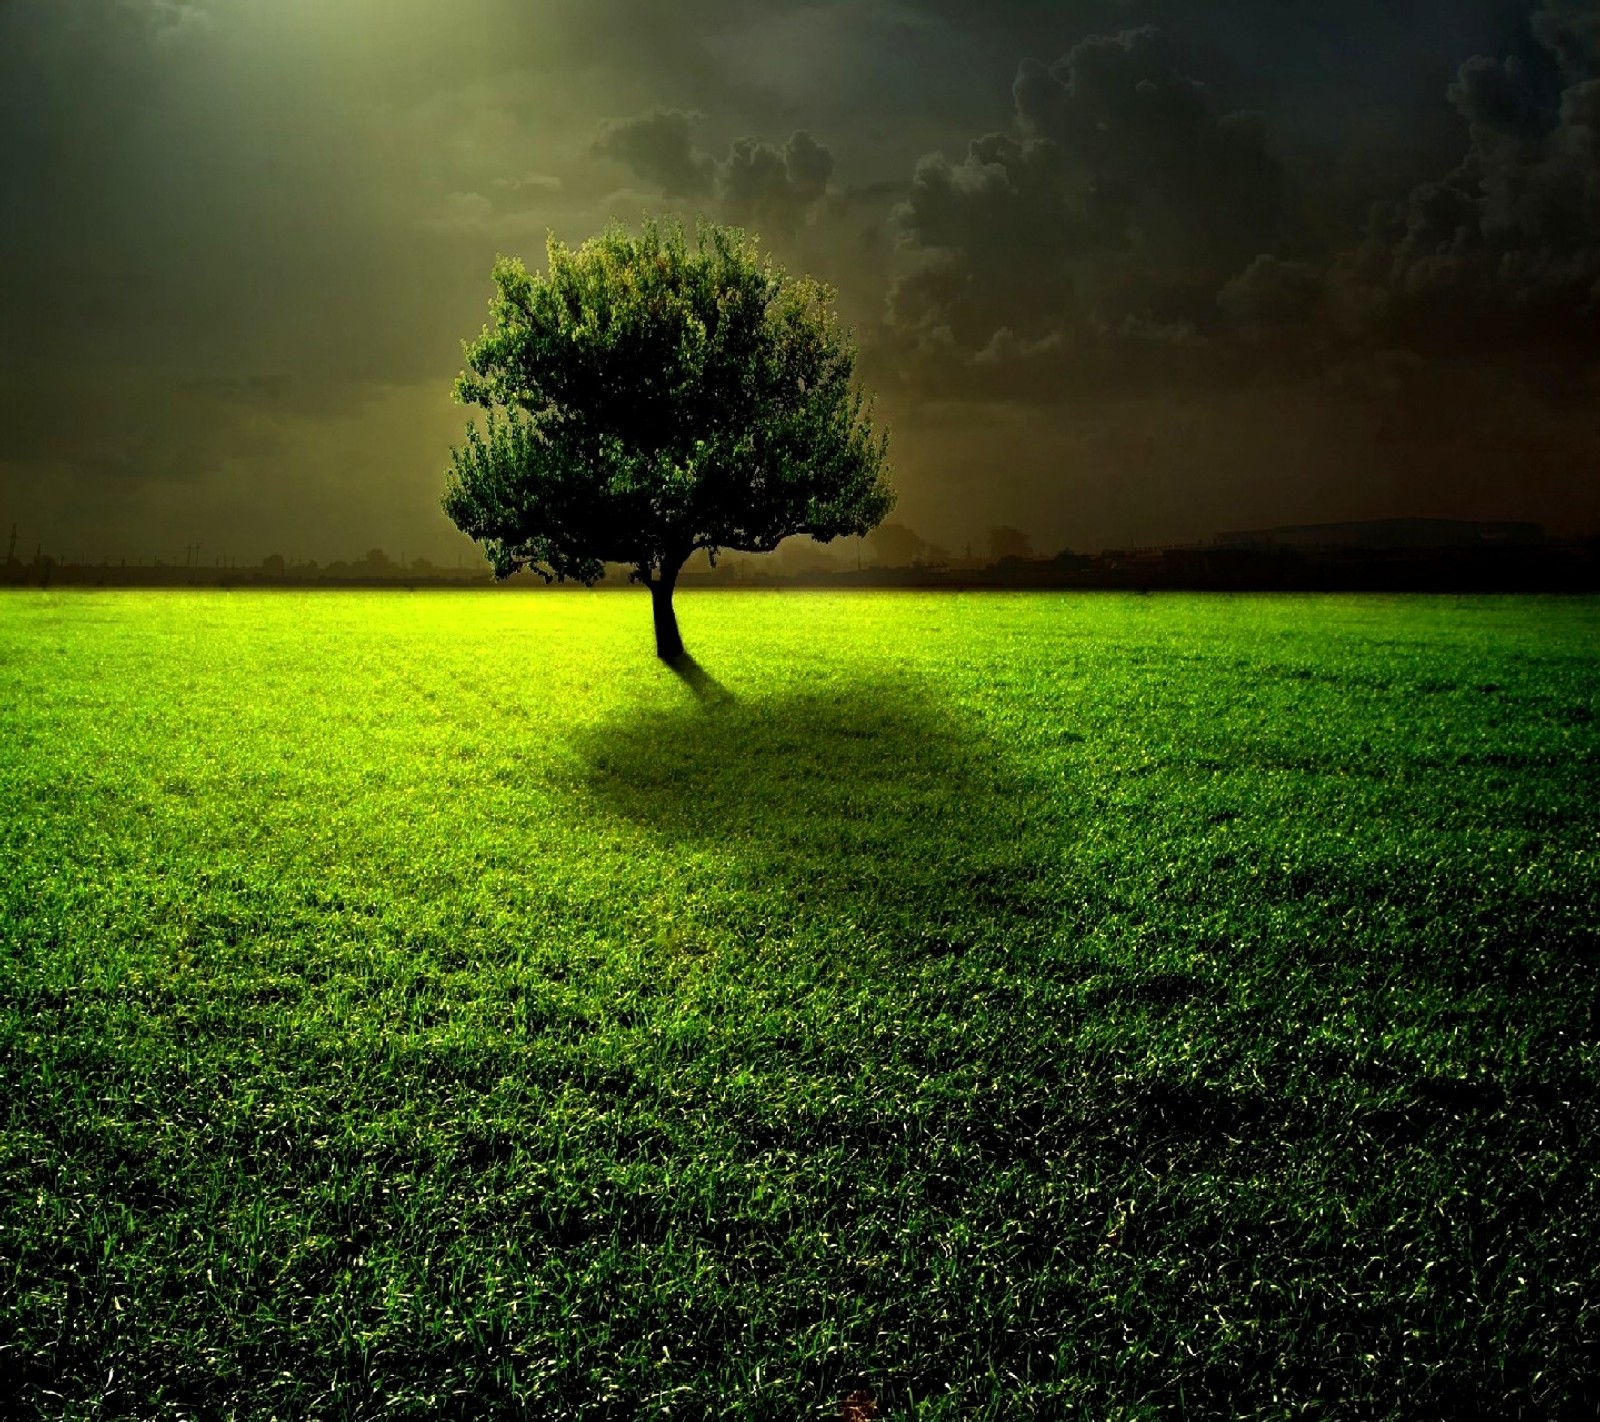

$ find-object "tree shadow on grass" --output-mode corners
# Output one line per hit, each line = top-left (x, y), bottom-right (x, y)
(662, 650), (734, 704)
(572, 675), (1320, 1150)
(575, 676), (1057, 948)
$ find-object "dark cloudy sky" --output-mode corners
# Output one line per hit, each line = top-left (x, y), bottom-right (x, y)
(3, 0), (1597, 562)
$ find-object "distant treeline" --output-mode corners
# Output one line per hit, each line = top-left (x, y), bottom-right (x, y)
(8, 542), (1599, 593)
(7, 521), (1598, 593)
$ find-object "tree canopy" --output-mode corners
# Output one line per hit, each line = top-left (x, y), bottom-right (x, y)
(443, 219), (894, 656)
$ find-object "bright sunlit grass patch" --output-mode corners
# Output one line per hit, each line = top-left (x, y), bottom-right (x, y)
(2, 589), (1597, 1418)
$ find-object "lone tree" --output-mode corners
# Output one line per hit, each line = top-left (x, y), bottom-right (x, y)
(443, 219), (894, 659)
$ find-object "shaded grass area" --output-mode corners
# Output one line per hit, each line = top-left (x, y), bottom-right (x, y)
(1, 589), (1597, 1418)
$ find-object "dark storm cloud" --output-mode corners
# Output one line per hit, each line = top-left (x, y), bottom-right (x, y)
(881, 4), (1600, 397)
(718, 130), (835, 228)
(594, 110), (715, 199)
(1216, 255), (1325, 329)
(860, 2), (1600, 546)
(882, 25), (1301, 396)
(1530, 0), (1600, 82)
(3, 0), (1597, 560)
(1010, 27), (1293, 271)
(594, 110), (837, 234)
(1338, 0), (1600, 356)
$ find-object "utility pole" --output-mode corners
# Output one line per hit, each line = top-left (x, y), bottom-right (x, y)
(5, 522), (16, 564)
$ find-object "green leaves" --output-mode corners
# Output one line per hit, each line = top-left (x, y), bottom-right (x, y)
(443, 219), (893, 587)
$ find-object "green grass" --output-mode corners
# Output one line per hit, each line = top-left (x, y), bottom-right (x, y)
(1, 589), (1597, 1419)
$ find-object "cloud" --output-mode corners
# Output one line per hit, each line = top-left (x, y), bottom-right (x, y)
(716, 129), (835, 227)
(882, 6), (1600, 408)
(120, 0), (220, 48)
(1216, 253), (1324, 328)
(1331, 1), (1600, 356)
(594, 109), (715, 199)
(1010, 27), (1290, 271)
(888, 135), (1084, 351)
(1530, 0), (1600, 84)
(7, 0), (1599, 557)
(593, 109), (837, 233)
(884, 25), (1298, 385)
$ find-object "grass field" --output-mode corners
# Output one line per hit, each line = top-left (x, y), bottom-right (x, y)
(1, 589), (1597, 1419)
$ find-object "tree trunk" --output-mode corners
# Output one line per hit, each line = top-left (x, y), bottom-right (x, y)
(650, 565), (685, 660)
